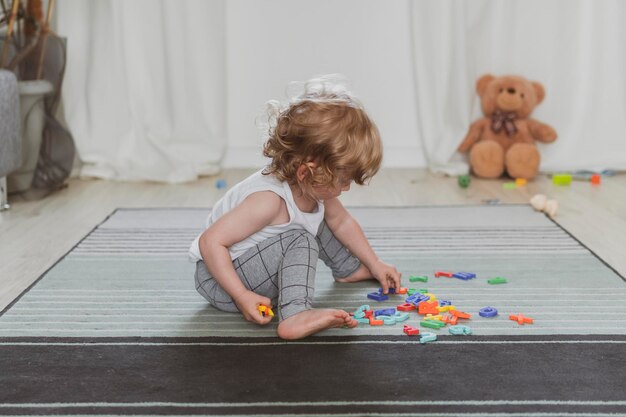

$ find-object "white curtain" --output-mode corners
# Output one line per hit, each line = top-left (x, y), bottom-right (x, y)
(56, 0), (625, 179)
(57, 0), (226, 182)
(411, 0), (626, 174)
(224, 0), (420, 169)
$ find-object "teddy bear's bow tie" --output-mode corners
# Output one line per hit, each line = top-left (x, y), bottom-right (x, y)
(491, 110), (518, 137)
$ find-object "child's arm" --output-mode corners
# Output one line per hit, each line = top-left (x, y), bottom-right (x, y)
(323, 197), (401, 293)
(198, 191), (287, 324)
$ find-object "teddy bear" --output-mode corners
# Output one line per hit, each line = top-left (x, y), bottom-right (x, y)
(457, 74), (557, 180)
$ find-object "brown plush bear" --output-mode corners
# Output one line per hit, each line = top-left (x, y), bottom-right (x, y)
(458, 74), (557, 180)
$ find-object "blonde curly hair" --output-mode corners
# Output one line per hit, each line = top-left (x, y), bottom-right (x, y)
(262, 75), (382, 197)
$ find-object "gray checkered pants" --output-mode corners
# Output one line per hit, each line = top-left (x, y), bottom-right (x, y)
(195, 221), (361, 320)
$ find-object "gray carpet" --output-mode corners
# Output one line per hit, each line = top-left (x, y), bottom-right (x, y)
(2, 205), (626, 416)
(1, 205), (625, 337)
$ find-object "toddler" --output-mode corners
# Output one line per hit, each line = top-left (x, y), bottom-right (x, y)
(189, 76), (401, 339)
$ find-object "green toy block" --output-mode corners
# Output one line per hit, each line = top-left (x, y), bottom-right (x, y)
(420, 320), (446, 329)
(458, 175), (471, 188)
(409, 275), (428, 283)
(487, 277), (508, 285)
(553, 174), (572, 186)
(502, 182), (517, 189)
(418, 289), (429, 294)
(407, 288), (418, 295)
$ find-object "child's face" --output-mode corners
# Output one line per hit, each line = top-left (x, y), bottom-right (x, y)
(297, 163), (353, 201)
(312, 175), (352, 201)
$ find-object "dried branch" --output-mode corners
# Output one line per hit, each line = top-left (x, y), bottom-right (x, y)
(36, 0), (53, 78)
(1, 1), (9, 24)
(0, 0), (20, 68)
(5, 21), (39, 70)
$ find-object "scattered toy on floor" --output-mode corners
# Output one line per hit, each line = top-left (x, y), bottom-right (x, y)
(421, 320), (446, 329)
(351, 271), (536, 339)
(409, 275), (428, 283)
(530, 194), (558, 218)
(441, 314), (459, 325)
(551, 172), (602, 185)
(451, 310), (472, 319)
(419, 332), (438, 344)
(479, 306), (498, 318)
(397, 302), (417, 312)
(590, 174), (601, 185)
(374, 308), (396, 317)
(458, 175), (471, 188)
(403, 325), (420, 336)
(453, 271), (476, 280)
(509, 313), (534, 325)
(552, 173), (572, 186)
(215, 179), (227, 189)
(369, 316), (384, 326)
(367, 292), (389, 302)
(572, 169), (615, 180)
(449, 325), (472, 335)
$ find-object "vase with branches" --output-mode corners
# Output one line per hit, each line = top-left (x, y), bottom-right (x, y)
(1, 0), (75, 198)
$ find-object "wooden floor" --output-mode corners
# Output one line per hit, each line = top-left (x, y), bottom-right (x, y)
(1, 168), (625, 312)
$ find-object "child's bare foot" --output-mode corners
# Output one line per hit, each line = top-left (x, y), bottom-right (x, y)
(276, 308), (357, 340)
(334, 265), (372, 283)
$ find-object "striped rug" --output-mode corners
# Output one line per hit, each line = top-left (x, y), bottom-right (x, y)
(1, 205), (625, 416)
(1, 206), (624, 337)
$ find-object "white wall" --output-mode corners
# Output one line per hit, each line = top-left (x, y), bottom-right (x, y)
(223, 0), (423, 168)
(53, 0), (626, 177)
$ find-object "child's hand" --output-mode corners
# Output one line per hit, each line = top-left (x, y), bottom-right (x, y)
(370, 260), (402, 294)
(233, 290), (274, 325)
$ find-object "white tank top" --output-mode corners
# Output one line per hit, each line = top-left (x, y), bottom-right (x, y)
(188, 168), (325, 262)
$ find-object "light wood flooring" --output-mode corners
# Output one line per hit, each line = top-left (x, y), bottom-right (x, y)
(1, 168), (625, 312)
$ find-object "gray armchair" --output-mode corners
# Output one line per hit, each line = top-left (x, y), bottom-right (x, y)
(0, 69), (21, 210)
